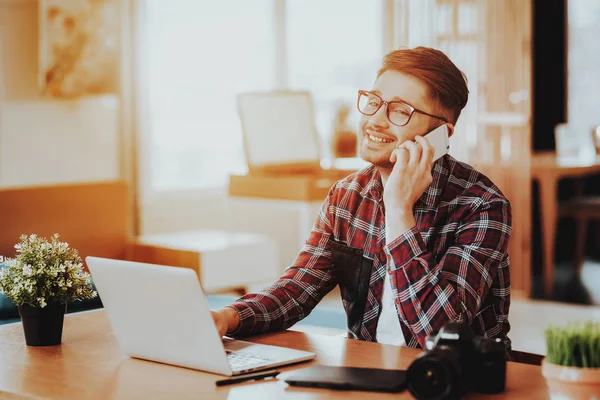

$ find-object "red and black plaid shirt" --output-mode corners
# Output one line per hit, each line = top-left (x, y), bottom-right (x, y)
(228, 154), (512, 351)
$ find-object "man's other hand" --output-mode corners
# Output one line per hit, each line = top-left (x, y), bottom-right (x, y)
(211, 308), (240, 338)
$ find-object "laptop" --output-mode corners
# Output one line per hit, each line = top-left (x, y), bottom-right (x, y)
(85, 256), (316, 376)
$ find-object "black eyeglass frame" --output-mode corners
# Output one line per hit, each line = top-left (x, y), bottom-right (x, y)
(356, 90), (449, 126)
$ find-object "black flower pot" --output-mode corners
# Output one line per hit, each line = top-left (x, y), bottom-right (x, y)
(17, 303), (67, 346)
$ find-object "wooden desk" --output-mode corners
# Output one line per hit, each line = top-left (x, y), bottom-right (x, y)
(0, 311), (549, 399)
(532, 151), (600, 297)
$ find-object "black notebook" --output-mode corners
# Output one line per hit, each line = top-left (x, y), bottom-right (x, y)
(282, 365), (407, 392)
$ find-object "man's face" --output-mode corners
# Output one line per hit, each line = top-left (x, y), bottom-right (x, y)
(358, 70), (440, 169)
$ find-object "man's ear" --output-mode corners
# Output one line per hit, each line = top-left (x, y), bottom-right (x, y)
(446, 123), (455, 138)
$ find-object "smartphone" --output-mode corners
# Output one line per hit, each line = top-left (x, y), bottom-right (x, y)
(423, 124), (450, 162)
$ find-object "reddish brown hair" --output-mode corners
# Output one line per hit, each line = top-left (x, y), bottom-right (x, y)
(377, 47), (469, 124)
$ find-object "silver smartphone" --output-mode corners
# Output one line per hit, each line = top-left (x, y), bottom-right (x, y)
(424, 124), (450, 162)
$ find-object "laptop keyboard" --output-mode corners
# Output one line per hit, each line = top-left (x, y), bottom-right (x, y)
(226, 351), (274, 370)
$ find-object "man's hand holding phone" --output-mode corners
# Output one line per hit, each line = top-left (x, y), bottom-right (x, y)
(383, 124), (449, 240)
(384, 136), (435, 213)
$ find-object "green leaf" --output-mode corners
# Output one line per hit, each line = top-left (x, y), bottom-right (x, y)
(544, 321), (600, 368)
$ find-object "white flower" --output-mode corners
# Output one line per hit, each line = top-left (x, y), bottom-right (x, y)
(66, 280), (72, 287)
(38, 297), (47, 308)
(22, 265), (32, 276)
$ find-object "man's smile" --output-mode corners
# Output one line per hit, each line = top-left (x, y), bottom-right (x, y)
(364, 128), (396, 144)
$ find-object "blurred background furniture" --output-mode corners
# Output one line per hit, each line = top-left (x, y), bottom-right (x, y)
(559, 196), (600, 274)
(229, 90), (367, 271)
(0, 181), (130, 264)
(331, 103), (358, 158)
(531, 152), (600, 297)
(0, 181), (127, 326)
(228, 156), (367, 272)
(129, 230), (279, 293)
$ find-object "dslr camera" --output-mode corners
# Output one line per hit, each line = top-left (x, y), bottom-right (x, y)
(406, 321), (507, 400)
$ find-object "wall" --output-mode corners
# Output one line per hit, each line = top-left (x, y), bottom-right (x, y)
(568, 0), (600, 147)
(0, 0), (120, 188)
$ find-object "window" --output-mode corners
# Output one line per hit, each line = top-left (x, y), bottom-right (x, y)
(286, 0), (384, 159)
(139, 0), (385, 193)
(141, 0), (275, 192)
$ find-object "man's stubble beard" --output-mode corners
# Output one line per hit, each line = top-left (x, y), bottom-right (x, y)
(358, 142), (394, 169)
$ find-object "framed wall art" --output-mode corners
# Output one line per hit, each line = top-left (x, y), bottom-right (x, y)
(39, 0), (120, 98)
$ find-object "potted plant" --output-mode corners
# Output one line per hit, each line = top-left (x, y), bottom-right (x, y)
(0, 233), (97, 346)
(542, 321), (600, 399)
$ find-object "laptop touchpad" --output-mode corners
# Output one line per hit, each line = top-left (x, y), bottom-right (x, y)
(222, 339), (256, 352)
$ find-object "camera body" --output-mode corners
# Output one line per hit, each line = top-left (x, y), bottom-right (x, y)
(406, 322), (506, 400)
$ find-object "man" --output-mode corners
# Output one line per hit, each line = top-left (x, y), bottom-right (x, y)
(212, 46), (512, 352)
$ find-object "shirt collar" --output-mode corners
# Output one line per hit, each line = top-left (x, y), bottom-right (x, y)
(359, 165), (383, 200)
(360, 156), (450, 209)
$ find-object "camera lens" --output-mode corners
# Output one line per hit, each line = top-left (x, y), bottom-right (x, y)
(407, 348), (465, 400)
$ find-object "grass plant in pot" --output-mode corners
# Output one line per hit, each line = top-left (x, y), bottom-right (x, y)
(542, 321), (600, 399)
(0, 234), (97, 346)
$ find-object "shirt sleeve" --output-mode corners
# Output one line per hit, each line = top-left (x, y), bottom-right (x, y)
(225, 187), (338, 337)
(384, 197), (512, 347)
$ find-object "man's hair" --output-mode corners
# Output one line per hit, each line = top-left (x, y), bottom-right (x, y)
(377, 47), (469, 124)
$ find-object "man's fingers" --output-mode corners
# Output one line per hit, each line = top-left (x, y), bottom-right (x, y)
(403, 141), (422, 166)
(390, 148), (409, 166)
(211, 311), (226, 337)
(397, 148), (409, 166)
(415, 135), (435, 165)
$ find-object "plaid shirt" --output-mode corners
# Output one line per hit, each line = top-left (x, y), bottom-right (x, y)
(228, 154), (512, 351)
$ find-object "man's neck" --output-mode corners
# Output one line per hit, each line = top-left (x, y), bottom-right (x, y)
(377, 167), (392, 189)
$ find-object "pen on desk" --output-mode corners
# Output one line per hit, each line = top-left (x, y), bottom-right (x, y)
(215, 370), (280, 387)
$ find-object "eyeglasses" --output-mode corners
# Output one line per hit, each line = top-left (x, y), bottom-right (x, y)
(356, 90), (448, 126)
